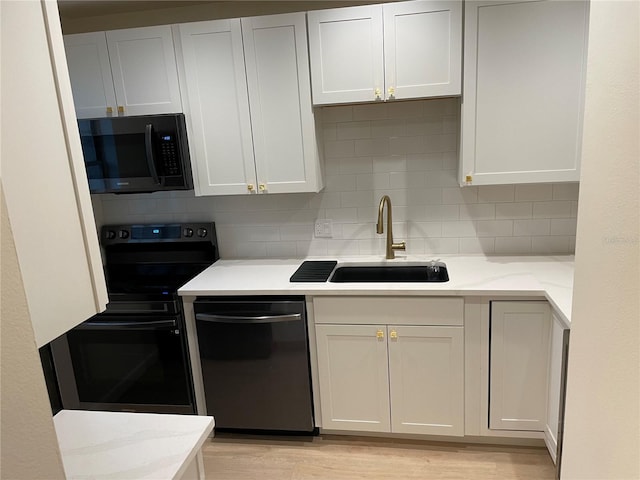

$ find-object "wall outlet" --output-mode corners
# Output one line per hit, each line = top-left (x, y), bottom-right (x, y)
(314, 219), (333, 238)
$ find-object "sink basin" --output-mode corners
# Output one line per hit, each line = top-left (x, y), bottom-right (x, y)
(329, 262), (449, 283)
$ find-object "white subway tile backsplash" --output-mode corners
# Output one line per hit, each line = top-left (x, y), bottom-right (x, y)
(356, 173), (391, 191)
(495, 237), (532, 254)
(407, 222), (442, 238)
(407, 188), (443, 206)
(388, 100), (424, 118)
(390, 136), (424, 155)
(324, 140), (355, 158)
(321, 105), (353, 123)
(515, 184), (553, 202)
(533, 201), (573, 218)
(340, 191), (374, 208)
(495, 202), (533, 220)
(95, 99), (578, 258)
(442, 221), (477, 238)
(553, 183), (580, 200)
(337, 121), (371, 140)
(265, 242), (298, 258)
(443, 187), (478, 205)
(513, 219), (551, 236)
(424, 238), (459, 254)
(407, 153), (444, 171)
(532, 236), (571, 254)
(353, 102), (388, 121)
(459, 237), (496, 254)
(477, 185), (515, 203)
(476, 220), (513, 237)
(459, 204), (496, 221)
(355, 138), (390, 156)
(550, 218), (578, 236)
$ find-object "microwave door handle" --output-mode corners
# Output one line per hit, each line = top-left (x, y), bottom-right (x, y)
(145, 124), (161, 185)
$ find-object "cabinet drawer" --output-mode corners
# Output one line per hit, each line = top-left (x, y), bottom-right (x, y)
(313, 296), (463, 326)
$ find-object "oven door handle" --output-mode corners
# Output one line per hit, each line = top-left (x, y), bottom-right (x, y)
(145, 123), (161, 185)
(77, 319), (178, 330)
(195, 313), (301, 324)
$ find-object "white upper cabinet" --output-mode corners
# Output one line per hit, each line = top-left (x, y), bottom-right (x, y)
(65, 25), (182, 118)
(63, 32), (117, 119)
(177, 19), (257, 196)
(4, 0), (107, 347)
(307, 5), (384, 105)
(460, 0), (589, 186)
(177, 13), (323, 196)
(307, 0), (462, 105)
(383, 0), (462, 100)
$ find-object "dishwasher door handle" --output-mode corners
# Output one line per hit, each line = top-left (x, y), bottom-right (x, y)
(195, 313), (302, 324)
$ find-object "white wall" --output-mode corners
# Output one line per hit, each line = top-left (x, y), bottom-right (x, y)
(561, 1), (640, 479)
(95, 98), (580, 258)
(1, 184), (66, 479)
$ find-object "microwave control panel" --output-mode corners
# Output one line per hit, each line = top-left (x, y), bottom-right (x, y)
(159, 134), (180, 176)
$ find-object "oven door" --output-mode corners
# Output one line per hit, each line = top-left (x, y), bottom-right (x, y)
(50, 314), (195, 414)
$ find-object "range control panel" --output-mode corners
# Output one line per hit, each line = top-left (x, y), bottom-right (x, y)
(101, 223), (216, 245)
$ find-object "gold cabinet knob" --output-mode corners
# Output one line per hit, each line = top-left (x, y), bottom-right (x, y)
(258, 183), (266, 192)
(106, 106), (113, 115)
(374, 88), (382, 101)
(390, 330), (398, 340)
(387, 86), (395, 100)
(376, 329), (384, 340)
(117, 105), (125, 114)
(465, 174), (473, 185)
(247, 184), (255, 192)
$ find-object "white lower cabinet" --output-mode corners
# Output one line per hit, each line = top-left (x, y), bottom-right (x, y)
(314, 297), (464, 436)
(544, 311), (568, 462)
(489, 301), (551, 432)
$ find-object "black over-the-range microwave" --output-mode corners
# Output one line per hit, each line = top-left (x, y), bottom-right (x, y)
(78, 113), (193, 194)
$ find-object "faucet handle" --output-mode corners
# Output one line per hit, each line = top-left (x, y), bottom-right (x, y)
(391, 241), (406, 251)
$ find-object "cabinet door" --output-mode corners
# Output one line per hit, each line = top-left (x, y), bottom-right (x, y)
(242, 13), (322, 194)
(315, 324), (391, 432)
(460, 0), (589, 185)
(544, 312), (567, 463)
(383, 0), (462, 100)
(106, 26), (182, 116)
(388, 325), (464, 436)
(178, 20), (257, 196)
(63, 32), (117, 119)
(307, 5), (384, 105)
(490, 301), (551, 431)
(4, 0), (108, 347)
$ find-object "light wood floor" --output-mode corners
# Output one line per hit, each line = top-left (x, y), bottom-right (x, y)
(201, 434), (556, 480)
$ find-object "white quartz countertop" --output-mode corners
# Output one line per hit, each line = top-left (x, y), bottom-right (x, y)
(178, 255), (574, 325)
(53, 410), (214, 480)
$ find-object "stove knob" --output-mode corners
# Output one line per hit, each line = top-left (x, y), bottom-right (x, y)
(105, 230), (116, 240)
(183, 227), (194, 238)
(118, 229), (130, 239)
(196, 227), (208, 238)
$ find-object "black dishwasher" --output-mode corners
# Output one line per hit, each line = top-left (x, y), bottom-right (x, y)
(194, 296), (315, 433)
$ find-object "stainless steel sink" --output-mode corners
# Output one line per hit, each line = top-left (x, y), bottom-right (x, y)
(329, 262), (449, 283)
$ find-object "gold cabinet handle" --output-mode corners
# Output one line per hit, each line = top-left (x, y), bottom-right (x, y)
(390, 330), (398, 340)
(117, 105), (125, 114)
(465, 174), (473, 185)
(106, 106), (113, 115)
(387, 86), (395, 100)
(258, 183), (266, 192)
(247, 184), (255, 192)
(374, 88), (382, 101)
(376, 329), (384, 340)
